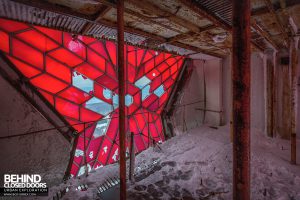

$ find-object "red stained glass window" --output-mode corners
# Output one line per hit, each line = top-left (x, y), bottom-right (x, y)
(16, 30), (59, 51)
(12, 38), (44, 69)
(46, 57), (71, 83)
(48, 48), (83, 67)
(7, 56), (41, 78)
(0, 18), (185, 177)
(58, 87), (91, 104)
(0, 30), (9, 53)
(30, 74), (68, 94)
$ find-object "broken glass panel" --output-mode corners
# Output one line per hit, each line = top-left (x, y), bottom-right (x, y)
(93, 117), (111, 138)
(72, 71), (93, 93)
(85, 97), (113, 116)
(154, 85), (165, 97)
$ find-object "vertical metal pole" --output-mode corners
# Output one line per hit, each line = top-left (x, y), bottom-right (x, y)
(272, 51), (277, 138)
(117, 0), (126, 199)
(232, 0), (251, 199)
(83, 122), (88, 176)
(129, 132), (135, 182)
(148, 112), (150, 148)
(266, 53), (275, 137)
(290, 38), (298, 165)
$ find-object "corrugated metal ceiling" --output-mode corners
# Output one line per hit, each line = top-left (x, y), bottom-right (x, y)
(0, 0), (299, 57)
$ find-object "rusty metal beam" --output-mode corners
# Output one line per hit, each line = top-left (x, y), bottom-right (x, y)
(251, 20), (279, 50)
(232, 0), (251, 199)
(117, 0), (126, 199)
(80, 6), (112, 35)
(94, 5), (112, 22)
(179, 0), (231, 31)
(179, 0), (264, 52)
(251, 0), (300, 16)
(263, 0), (289, 47)
(279, 0), (297, 36)
(171, 41), (224, 58)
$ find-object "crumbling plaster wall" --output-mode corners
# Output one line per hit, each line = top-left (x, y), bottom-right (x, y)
(0, 75), (71, 187)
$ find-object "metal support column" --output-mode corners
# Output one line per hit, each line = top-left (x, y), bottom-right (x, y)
(232, 0), (251, 199)
(290, 38), (298, 165)
(129, 132), (135, 182)
(117, 0), (126, 199)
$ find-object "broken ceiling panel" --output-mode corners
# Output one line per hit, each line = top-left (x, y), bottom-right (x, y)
(103, 6), (186, 37)
(124, 1), (189, 33)
(46, 0), (103, 15)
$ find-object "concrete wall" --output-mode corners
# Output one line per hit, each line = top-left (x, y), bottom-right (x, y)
(250, 53), (265, 131)
(171, 58), (223, 135)
(172, 60), (204, 135)
(174, 50), (300, 140)
(222, 52), (265, 132)
(204, 59), (223, 126)
(222, 55), (231, 125)
(0, 75), (71, 187)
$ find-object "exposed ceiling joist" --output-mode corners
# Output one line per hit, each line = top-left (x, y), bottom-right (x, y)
(127, 0), (205, 33)
(100, 0), (218, 49)
(165, 25), (216, 44)
(99, 19), (223, 57)
(171, 41), (224, 58)
(98, 19), (166, 42)
(94, 6), (112, 22)
(7, 0), (285, 56)
(97, 0), (183, 33)
(80, 6), (111, 35)
(180, 0), (266, 52)
(178, 0), (231, 31)
(263, 0), (289, 47)
(251, 20), (279, 50)
(251, 0), (299, 16)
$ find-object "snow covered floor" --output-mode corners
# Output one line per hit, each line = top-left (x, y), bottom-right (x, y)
(48, 125), (300, 200)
